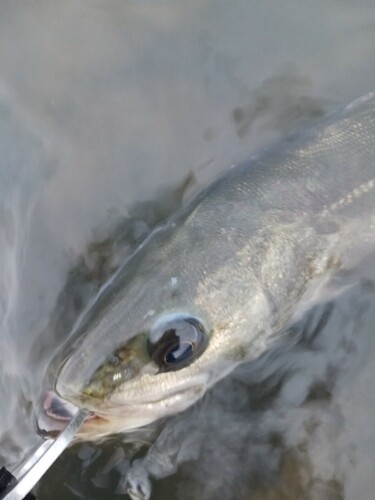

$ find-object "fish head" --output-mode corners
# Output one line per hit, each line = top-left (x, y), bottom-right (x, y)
(46, 206), (271, 439)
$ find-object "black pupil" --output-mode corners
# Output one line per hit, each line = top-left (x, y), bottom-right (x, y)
(147, 317), (206, 372)
(164, 336), (193, 365)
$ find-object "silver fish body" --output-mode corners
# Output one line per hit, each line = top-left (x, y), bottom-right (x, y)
(50, 93), (375, 438)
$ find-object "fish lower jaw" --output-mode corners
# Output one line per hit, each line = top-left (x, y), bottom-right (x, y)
(100, 383), (206, 417)
(42, 374), (209, 438)
(72, 384), (206, 438)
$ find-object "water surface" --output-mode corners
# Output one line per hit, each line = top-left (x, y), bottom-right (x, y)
(1, 1), (375, 499)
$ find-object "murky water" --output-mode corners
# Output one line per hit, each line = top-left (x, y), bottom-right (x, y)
(1, 1), (375, 499)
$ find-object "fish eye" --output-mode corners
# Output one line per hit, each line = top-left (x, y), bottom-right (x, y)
(147, 315), (207, 372)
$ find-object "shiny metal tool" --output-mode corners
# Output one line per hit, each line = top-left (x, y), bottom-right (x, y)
(0, 408), (90, 500)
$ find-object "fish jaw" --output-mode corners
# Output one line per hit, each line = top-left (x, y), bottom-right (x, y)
(40, 373), (208, 439)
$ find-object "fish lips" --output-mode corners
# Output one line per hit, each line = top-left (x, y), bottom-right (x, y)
(36, 390), (100, 438)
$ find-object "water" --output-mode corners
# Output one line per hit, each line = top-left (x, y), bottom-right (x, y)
(0, 1), (375, 498)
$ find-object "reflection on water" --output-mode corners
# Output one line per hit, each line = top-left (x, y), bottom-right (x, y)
(0, 89), (56, 464)
(0, 1), (375, 499)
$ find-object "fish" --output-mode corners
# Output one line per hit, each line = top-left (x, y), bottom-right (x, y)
(43, 92), (375, 440)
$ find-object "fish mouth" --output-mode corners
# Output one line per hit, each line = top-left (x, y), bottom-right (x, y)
(37, 391), (106, 438)
(38, 384), (205, 439)
(43, 390), (82, 422)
